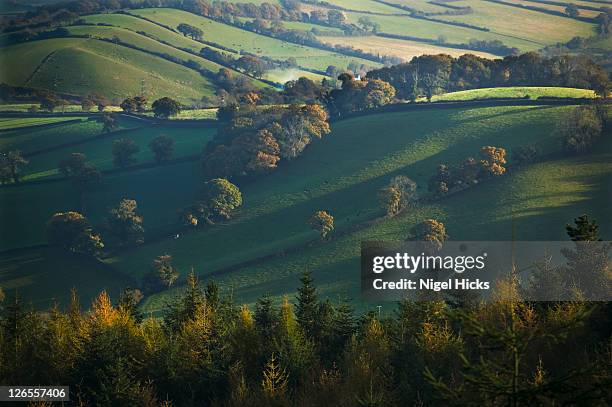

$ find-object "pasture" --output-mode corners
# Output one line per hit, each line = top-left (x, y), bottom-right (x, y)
(129, 8), (382, 71)
(141, 133), (612, 312)
(319, 35), (498, 61)
(437, 0), (597, 46)
(0, 38), (217, 103)
(1, 103), (609, 310)
(108, 105), (579, 283)
(430, 87), (596, 101)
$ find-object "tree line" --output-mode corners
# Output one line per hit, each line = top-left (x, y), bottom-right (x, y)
(367, 52), (610, 102)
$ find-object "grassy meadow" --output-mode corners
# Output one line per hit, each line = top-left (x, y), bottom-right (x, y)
(0, 38), (217, 103)
(129, 8), (382, 71)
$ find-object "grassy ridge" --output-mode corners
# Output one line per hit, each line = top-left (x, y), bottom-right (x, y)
(0, 38), (217, 103)
(430, 87), (596, 101)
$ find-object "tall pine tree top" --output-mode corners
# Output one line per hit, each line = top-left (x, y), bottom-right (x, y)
(295, 270), (319, 338)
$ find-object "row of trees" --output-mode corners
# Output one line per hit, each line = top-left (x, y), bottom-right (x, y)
(46, 196), (145, 256)
(367, 52), (611, 101)
(428, 146), (507, 197)
(1, 214), (610, 406)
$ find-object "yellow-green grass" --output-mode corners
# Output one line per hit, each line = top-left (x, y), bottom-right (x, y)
(20, 124), (215, 181)
(82, 13), (233, 56)
(507, 0), (602, 18)
(342, 12), (541, 51)
(0, 38), (216, 103)
(381, 0), (451, 13)
(108, 105), (578, 284)
(0, 247), (135, 309)
(0, 103), (122, 112)
(0, 116), (82, 131)
(276, 20), (345, 34)
(129, 8), (382, 71)
(141, 134), (612, 312)
(319, 0), (411, 14)
(0, 118), (109, 153)
(436, 0), (597, 47)
(319, 35), (498, 61)
(67, 25), (224, 72)
(430, 87), (596, 101)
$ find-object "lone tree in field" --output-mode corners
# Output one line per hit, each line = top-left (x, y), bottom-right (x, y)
(149, 134), (175, 164)
(46, 211), (104, 256)
(310, 210), (334, 239)
(409, 219), (447, 252)
(379, 186), (402, 217)
(107, 199), (144, 247)
(142, 255), (180, 293)
(97, 113), (118, 133)
(186, 178), (243, 225)
(565, 3), (580, 17)
(0, 150), (28, 184)
(562, 106), (603, 154)
(112, 138), (140, 168)
(59, 153), (101, 208)
(152, 97), (181, 118)
(177, 23), (203, 40)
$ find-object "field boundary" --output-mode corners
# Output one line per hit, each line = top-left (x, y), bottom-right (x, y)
(0, 118), (83, 133)
(482, 0), (597, 22)
(329, 97), (603, 121)
(24, 125), (146, 158)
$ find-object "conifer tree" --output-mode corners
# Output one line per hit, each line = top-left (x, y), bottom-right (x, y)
(295, 270), (319, 339)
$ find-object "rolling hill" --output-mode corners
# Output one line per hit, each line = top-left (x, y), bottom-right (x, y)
(3, 101), (608, 309)
(0, 38), (218, 104)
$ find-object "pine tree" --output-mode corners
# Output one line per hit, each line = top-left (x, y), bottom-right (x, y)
(295, 270), (319, 339)
(255, 294), (279, 341)
(565, 214), (600, 241)
(164, 270), (205, 332)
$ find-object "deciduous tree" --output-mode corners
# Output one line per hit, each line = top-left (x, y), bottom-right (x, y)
(310, 210), (334, 239)
(46, 211), (104, 256)
(112, 138), (140, 168)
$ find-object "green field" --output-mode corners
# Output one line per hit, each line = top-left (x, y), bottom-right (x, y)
(342, 12), (542, 51)
(21, 124), (215, 181)
(0, 118), (106, 153)
(437, 0), (596, 46)
(1, 104), (609, 309)
(0, 116), (81, 130)
(0, 38), (217, 103)
(430, 87), (596, 101)
(141, 132), (612, 312)
(0, 159), (203, 251)
(107, 105), (579, 281)
(0, 247), (134, 309)
(129, 8), (382, 71)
